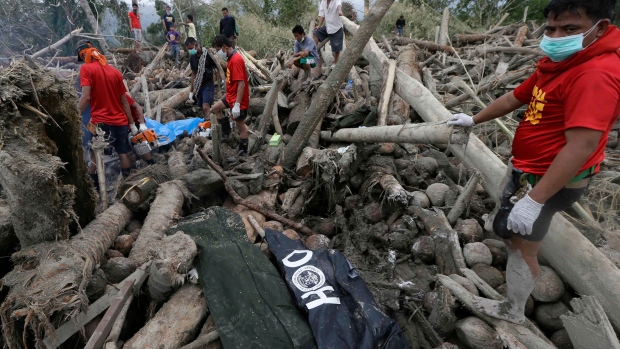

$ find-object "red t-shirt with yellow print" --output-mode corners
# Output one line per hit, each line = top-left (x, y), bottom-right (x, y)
(512, 26), (620, 176)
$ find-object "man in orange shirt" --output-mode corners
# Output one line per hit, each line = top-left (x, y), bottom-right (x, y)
(128, 3), (142, 53)
(211, 35), (250, 156)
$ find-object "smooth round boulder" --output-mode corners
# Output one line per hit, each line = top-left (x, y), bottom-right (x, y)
(463, 242), (493, 267)
(456, 317), (502, 349)
(262, 221), (284, 232)
(364, 202), (383, 224)
(534, 301), (570, 332)
(305, 234), (330, 250)
(282, 229), (300, 240)
(550, 329), (574, 349)
(482, 239), (508, 265)
(412, 236), (435, 264)
(532, 266), (566, 302)
(455, 219), (483, 244)
(425, 183), (450, 206)
(343, 103), (357, 115)
(471, 264), (505, 289)
(410, 191), (430, 208)
(422, 291), (438, 314)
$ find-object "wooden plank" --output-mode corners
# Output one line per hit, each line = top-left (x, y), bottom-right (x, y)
(41, 262), (151, 349)
(561, 296), (620, 349)
(84, 279), (134, 349)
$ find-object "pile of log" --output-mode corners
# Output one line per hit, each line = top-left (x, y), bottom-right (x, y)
(2, 4), (620, 349)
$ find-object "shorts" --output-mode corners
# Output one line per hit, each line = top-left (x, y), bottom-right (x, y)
(300, 57), (317, 68)
(88, 123), (132, 155)
(197, 84), (215, 107)
(222, 98), (247, 121)
(396, 28), (404, 36)
(132, 29), (142, 42)
(313, 26), (344, 53)
(492, 169), (588, 241)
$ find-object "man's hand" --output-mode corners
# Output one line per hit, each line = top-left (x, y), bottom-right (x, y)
(139, 123), (148, 132)
(188, 92), (194, 103)
(314, 25), (319, 31)
(287, 61), (294, 69)
(130, 124), (139, 135)
(338, 10), (344, 16)
(447, 113), (475, 127)
(232, 102), (241, 119)
(507, 194), (543, 235)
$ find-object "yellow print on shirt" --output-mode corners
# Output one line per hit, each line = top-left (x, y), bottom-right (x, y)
(524, 85), (547, 125)
(226, 67), (231, 84)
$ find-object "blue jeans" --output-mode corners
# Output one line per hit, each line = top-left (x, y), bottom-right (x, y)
(170, 45), (180, 63)
(396, 28), (404, 36)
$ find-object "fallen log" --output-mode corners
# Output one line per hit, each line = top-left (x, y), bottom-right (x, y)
(155, 86), (191, 111)
(130, 44), (169, 95)
(128, 181), (186, 267)
(280, 1), (395, 169)
(320, 123), (469, 145)
(343, 16), (620, 331)
(561, 296), (620, 349)
(1, 203), (132, 349)
(178, 331), (220, 349)
(438, 7), (450, 46)
(124, 284), (208, 349)
(453, 33), (494, 46)
(438, 275), (554, 349)
(391, 49), (418, 124)
(0, 201), (17, 255)
(32, 28), (83, 58)
(377, 60), (396, 126)
(133, 88), (184, 106)
(393, 37), (454, 53)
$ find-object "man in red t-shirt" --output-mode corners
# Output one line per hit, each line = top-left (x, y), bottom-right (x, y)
(447, 0), (620, 324)
(77, 40), (134, 186)
(128, 3), (142, 53)
(210, 34), (250, 156)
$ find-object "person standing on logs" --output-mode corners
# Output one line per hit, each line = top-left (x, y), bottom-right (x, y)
(313, 0), (344, 70)
(394, 15), (405, 37)
(210, 35), (250, 156)
(289, 25), (320, 85)
(128, 3), (142, 53)
(161, 5), (175, 36)
(219, 7), (238, 47)
(186, 37), (216, 121)
(447, 0), (620, 324)
(76, 40), (135, 189)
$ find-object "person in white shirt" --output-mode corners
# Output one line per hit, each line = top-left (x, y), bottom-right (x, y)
(180, 14), (197, 39)
(313, 0), (344, 70)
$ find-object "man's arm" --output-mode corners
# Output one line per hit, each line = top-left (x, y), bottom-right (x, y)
(235, 80), (245, 104)
(337, 5), (343, 16)
(220, 19), (224, 34)
(162, 18), (167, 31)
(120, 94), (134, 124)
(529, 128), (602, 204)
(472, 91), (523, 124)
(190, 71), (196, 93)
(79, 86), (91, 114)
(132, 102), (146, 124)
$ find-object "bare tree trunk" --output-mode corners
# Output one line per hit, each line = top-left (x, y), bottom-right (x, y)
(438, 7), (450, 46)
(392, 49), (419, 124)
(155, 87), (191, 110)
(32, 28), (83, 58)
(320, 123), (467, 145)
(377, 60), (396, 126)
(78, 0), (110, 55)
(282, 2), (395, 169)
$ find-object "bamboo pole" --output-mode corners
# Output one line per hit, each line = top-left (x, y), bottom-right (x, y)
(32, 28), (83, 58)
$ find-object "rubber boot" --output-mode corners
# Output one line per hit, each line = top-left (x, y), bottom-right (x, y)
(219, 116), (231, 139)
(471, 249), (535, 324)
(238, 138), (249, 156)
(121, 168), (131, 178)
(89, 173), (100, 192)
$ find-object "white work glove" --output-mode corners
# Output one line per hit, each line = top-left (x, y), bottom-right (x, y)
(232, 102), (241, 119)
(139, 123), (148, 132)
(188, 92), (194, 103)
(507, 194), (544, 235)
(130, 124), (139, 135)
(447, 113), (475, 127)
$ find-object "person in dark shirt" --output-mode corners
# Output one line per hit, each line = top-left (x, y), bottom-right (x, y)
(219, 7), (238, 45)
(161, 5), (175, 33)
(186, 37), (216, 120)
(394, 15), (405, 36)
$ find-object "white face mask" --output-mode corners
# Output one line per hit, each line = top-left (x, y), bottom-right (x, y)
(301, 36), (305, 43)
(217, 49), (227, 59)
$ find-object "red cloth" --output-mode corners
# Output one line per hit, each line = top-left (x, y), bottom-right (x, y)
(125, 93), (139, 123)
(128, 12), (141, 29)
(511, 26), (620, 176)
(80, 63), (129, 126)
(225, 51), (250, 110)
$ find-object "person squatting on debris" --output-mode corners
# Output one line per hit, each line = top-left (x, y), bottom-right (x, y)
(180, 14), (197, 40)
(211, 34), (250, 156)
(128, 3), (142, 53)
(76, 40), (135, 188)
(314, 0), (344, 70)
(447, 0), (620, 324)
(161, 5), (175, 34)
(394, 15), (406, 36)
(289, 25), (320, 84)
(186, 37), (216, 121)
(220, 7), (238, 46)
(166, 25), (182, 65)
(125, 92), (156, 165)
